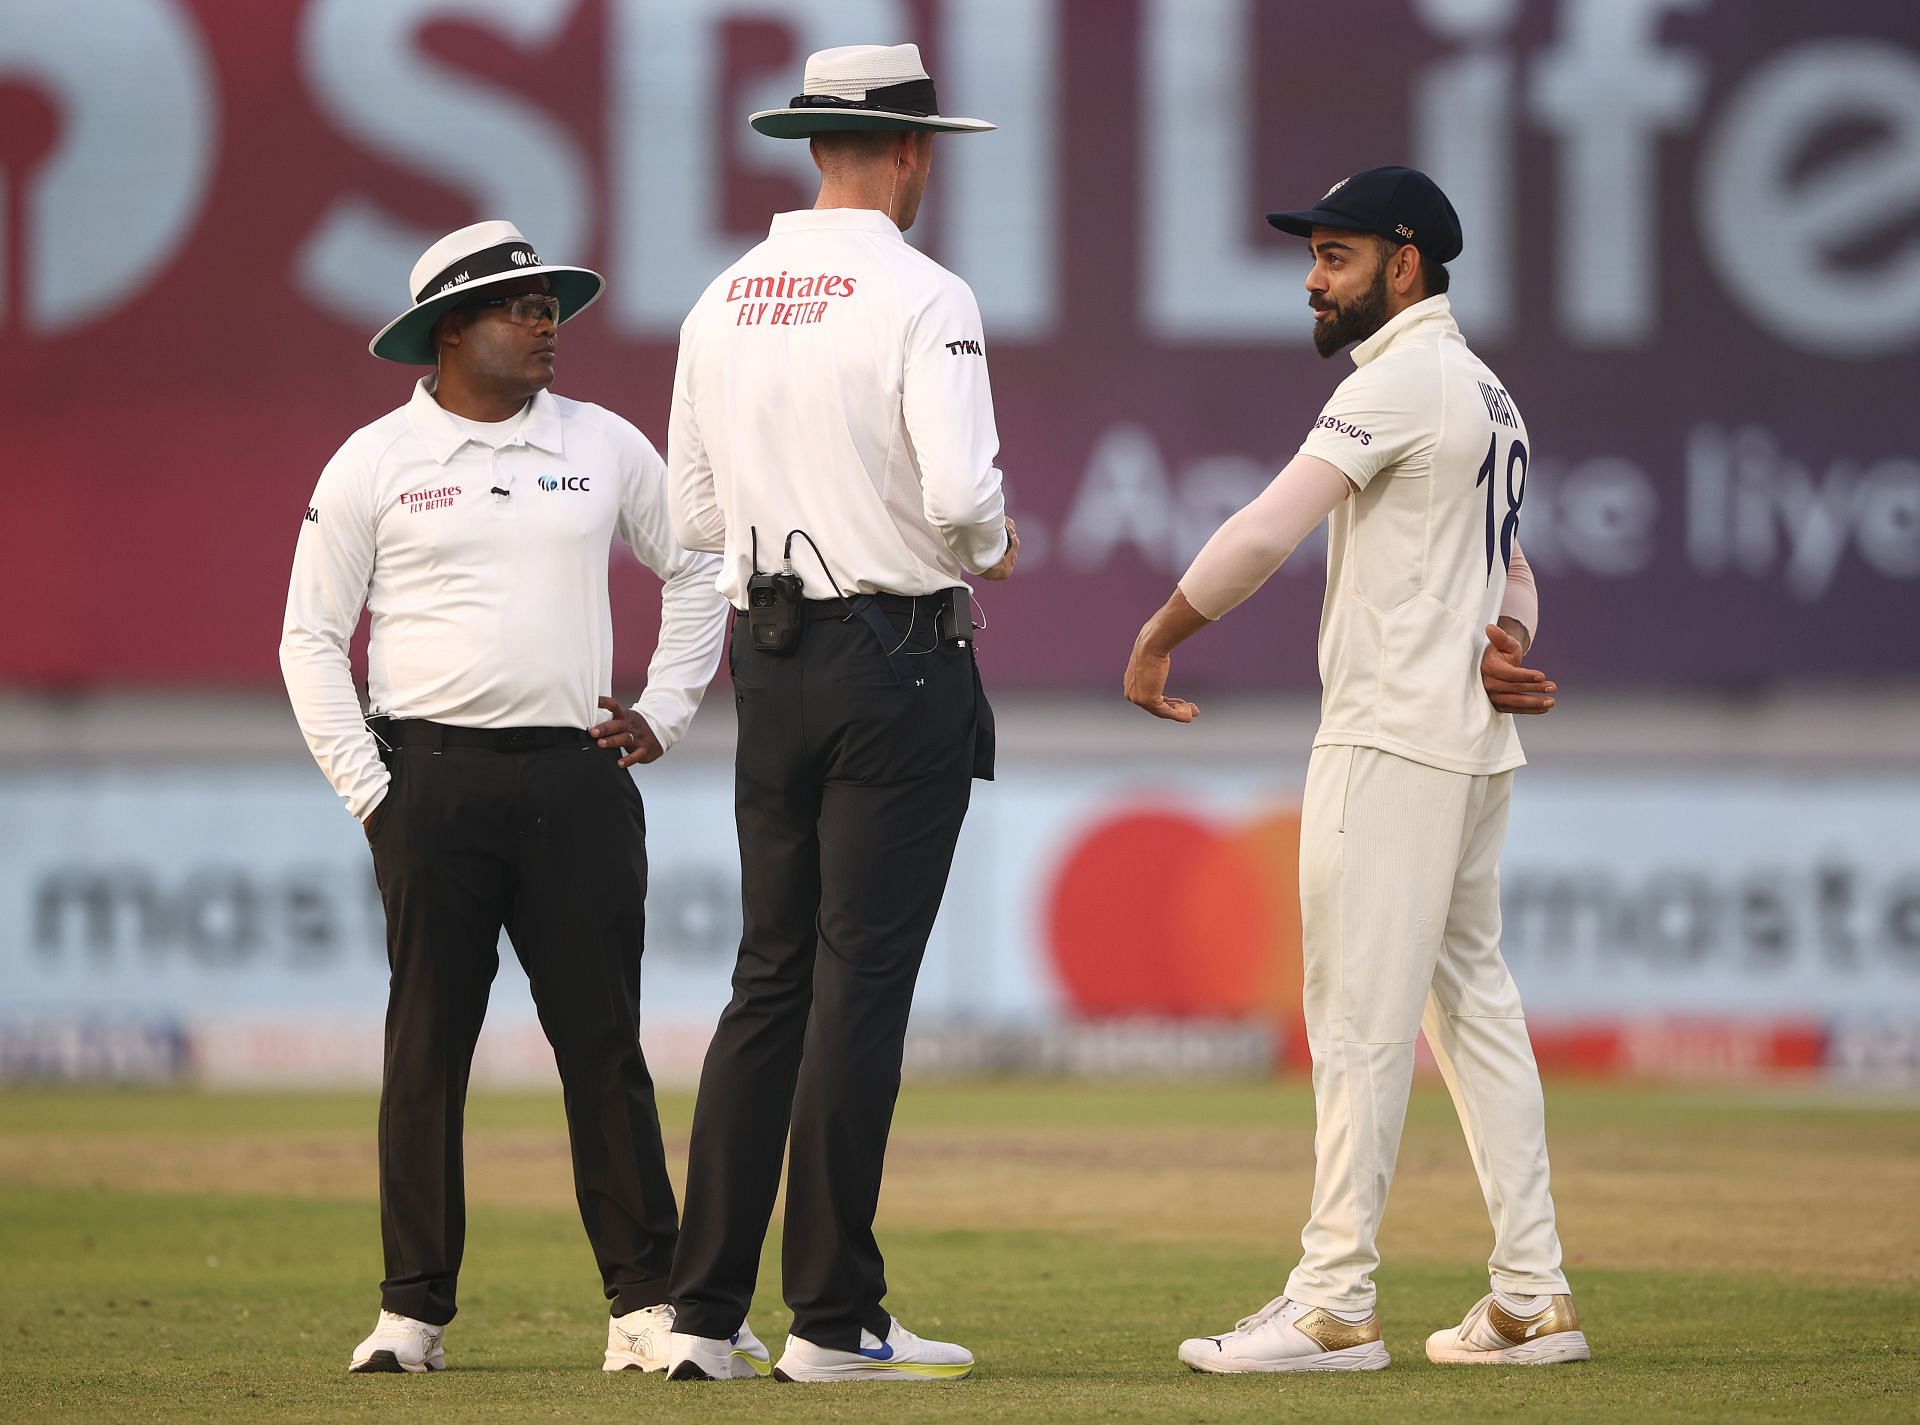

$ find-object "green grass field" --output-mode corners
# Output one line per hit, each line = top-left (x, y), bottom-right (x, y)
(2, 1080), (1915, 1423)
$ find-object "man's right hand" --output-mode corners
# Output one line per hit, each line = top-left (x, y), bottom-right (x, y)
(980, 516), (1018, 581)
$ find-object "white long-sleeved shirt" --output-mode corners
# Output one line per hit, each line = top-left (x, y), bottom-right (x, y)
(667, 208), (1009, 605)
(280, 377), (730, 820)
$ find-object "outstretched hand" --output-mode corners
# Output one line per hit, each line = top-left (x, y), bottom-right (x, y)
(1481, 623), (1557, 715)
(1124, 642), (1200, 722)
(1124, 590), (1212, 722)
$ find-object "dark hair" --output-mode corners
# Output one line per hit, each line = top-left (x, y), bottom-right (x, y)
(1383, 236), (1450, 296)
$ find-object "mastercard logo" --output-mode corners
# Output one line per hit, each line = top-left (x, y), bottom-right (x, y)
(1044, 805), (1309, 1059)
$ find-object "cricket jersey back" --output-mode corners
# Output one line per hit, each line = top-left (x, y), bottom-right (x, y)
(1296, 295), (1528, 775)
(666, 207), (1008, 606)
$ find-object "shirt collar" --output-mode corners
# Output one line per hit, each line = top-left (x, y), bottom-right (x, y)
(1349, 293), (1456, 368)
(768, 208), (905, 242)
(406, 376), (564, 462)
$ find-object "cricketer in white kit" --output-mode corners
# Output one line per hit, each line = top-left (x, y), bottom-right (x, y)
(1124, 165), (1588, 1373)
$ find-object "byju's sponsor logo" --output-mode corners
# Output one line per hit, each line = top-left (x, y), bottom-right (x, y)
(538, 474), (590, 492)
(1314, 415), (1373, 446)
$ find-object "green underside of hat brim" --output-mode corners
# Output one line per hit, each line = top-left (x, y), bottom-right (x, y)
(750, 109), (995, 139)
(369, 268), (604, 366)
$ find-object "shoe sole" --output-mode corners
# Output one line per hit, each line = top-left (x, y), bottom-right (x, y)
(347, 1349), (444, 1374)
(667, 1356), (772, 1381)
(602, 1357), (666, 1373)
(1427, 1331), (1591, 1366)
(1182, 1341), (1390, 1374)
(773, 1363), (973, 1383)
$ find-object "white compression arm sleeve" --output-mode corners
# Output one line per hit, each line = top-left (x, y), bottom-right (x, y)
(1176, 454), (1354, 620)
(1500, 538), (1538, 645)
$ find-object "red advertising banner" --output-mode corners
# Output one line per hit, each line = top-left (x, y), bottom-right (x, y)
(4, 0), (1918, 692)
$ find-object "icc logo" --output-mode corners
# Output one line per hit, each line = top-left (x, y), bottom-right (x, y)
(539, 475), (589, 492)
(511, 249), (539, 266)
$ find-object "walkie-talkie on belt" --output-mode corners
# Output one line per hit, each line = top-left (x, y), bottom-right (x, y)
(746, 528), (805, 654)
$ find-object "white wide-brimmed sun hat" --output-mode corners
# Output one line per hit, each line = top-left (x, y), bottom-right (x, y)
(749, 43), (994, 139)
(368, 220), (604, 365)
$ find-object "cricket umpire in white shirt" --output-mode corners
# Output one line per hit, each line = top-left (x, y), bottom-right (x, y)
(1124, 167), (1588, 1373)
(279, 220), (729, 1374)
(659, 45), (1016, 1384)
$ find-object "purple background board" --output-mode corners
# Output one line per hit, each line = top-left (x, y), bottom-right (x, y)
(4, 0), (1917, 691)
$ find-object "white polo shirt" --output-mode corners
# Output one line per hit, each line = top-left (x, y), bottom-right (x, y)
(280, 377), (730, 819)
(1297, 295), (1529, 776)
(666, 208), (1009, 605)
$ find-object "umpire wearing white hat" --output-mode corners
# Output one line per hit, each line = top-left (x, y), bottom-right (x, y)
(280, 220), (730, 1375)
(661, 44), (1016, 1384)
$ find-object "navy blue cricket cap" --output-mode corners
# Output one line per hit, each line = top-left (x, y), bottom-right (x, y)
(1266, 165), (1463, 264)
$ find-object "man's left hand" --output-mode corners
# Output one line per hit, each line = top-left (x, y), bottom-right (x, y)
(591, 697), (665, 767)
(1481, 623), (1557, 715)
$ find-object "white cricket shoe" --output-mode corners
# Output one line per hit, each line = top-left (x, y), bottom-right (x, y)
(774, 1318), (974, 1382)
(665, 1322), (773, 1380)
(1178, 1295), (1388, 1373)
(347, 1309), (447, 1373)
(1426, 1292), (1591, 1365)
(602, 1302), (675, 1373)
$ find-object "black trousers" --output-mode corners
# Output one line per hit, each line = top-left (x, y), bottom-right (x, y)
(365, 728), (679, 1326)
(669, 606), (983, 1349)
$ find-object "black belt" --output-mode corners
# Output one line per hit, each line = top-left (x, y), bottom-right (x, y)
(730, 591), (953, 625)
(368, 717), (592, 752)
(805, 591), (948, 624)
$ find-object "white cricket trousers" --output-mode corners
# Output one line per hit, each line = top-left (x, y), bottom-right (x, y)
(1284, 743), (1570, 1314)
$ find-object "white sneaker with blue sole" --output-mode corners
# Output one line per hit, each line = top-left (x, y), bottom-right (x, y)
(774, 1318), (974, 1382)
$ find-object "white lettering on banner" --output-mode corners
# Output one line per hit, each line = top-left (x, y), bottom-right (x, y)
(6, 769), (1920, 1087)
(1059, 425), (1326, 576)
(1047, 421), (1917, 592)
(1686, 426), (1920, 598)
(295, 0), (591, 325)
(1701, 40), (1920, 359)
(1513, 456), (1658, 578)
(1140, 0), (1311, 343)
(10, 5), (1918, 358)
(937, 0), (1059, 341)
(0, 0), (215, 333)
(1529, 0), (1707, 346)
(607, 0), (908, 334)
(1411, 0), (1519, 340)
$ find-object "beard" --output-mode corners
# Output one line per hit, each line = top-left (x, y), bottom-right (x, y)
(1311, 264), (1391, 358)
